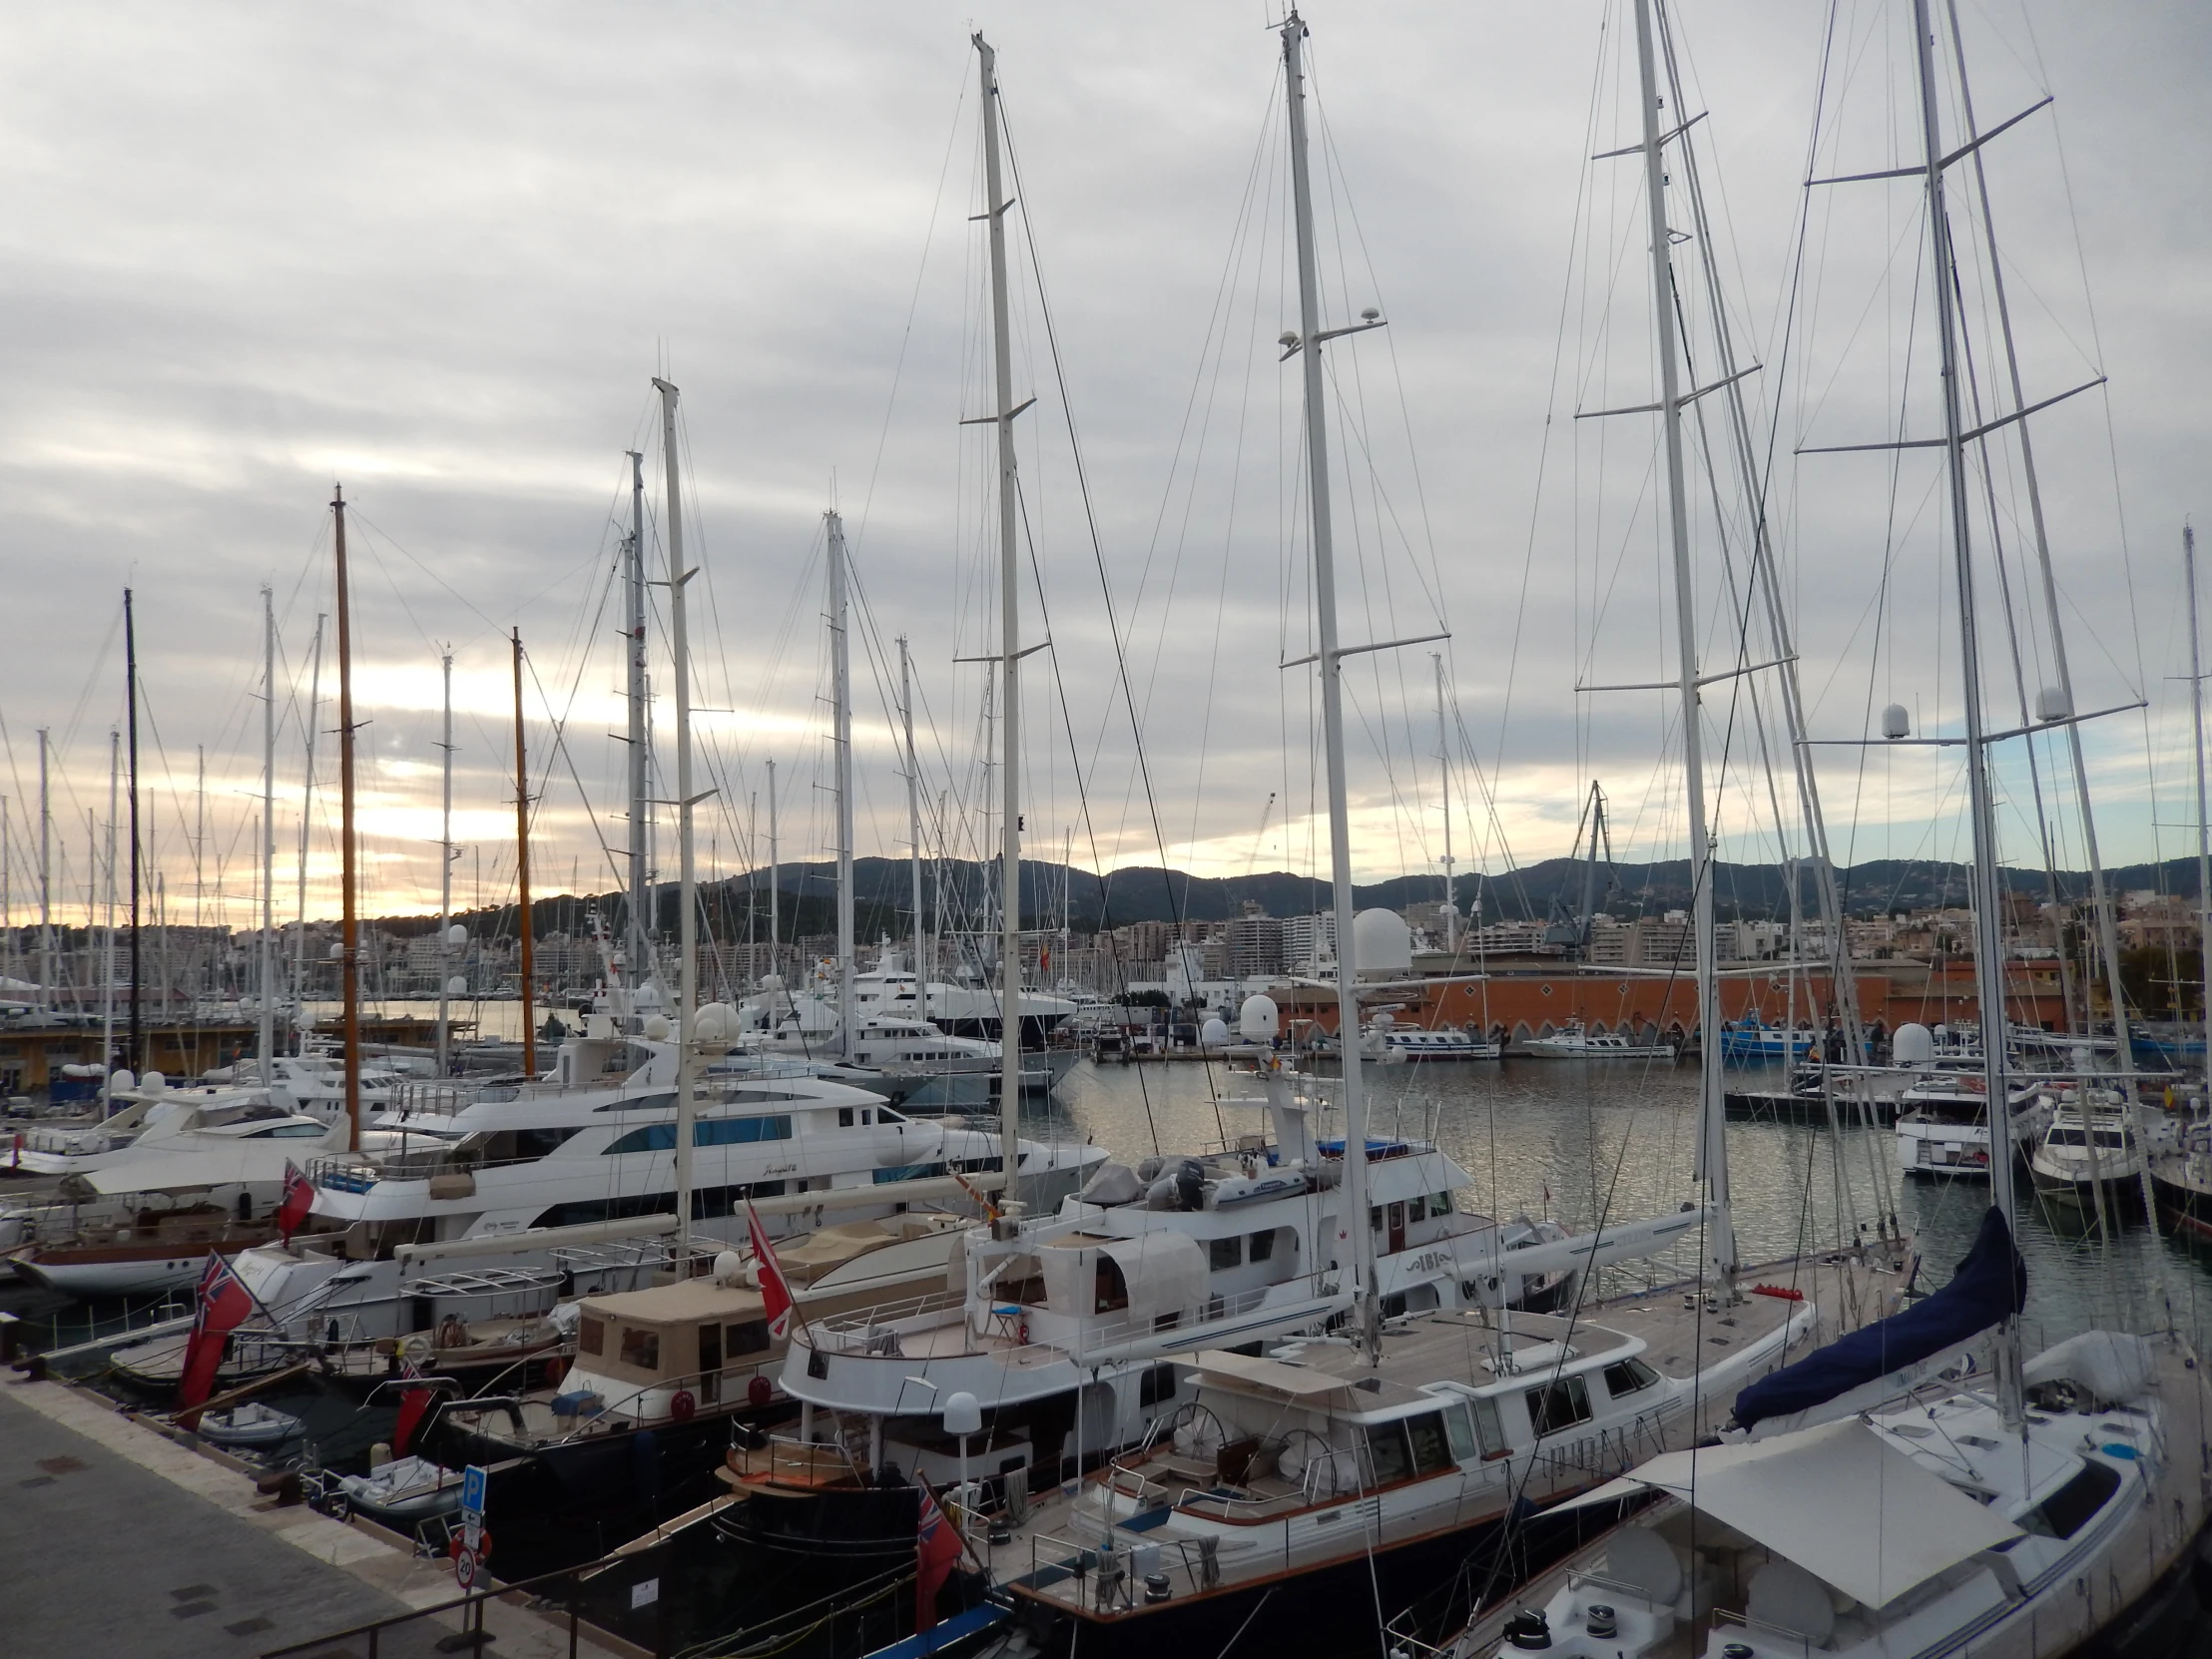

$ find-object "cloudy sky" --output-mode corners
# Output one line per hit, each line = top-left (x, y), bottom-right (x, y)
(0, 0), (2204, 938)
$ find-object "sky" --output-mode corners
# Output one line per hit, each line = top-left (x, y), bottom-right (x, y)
(0, 0), (2205, 939)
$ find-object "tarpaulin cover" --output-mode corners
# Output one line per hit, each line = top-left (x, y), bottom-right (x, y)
(1734, 1207), (2025, 1430)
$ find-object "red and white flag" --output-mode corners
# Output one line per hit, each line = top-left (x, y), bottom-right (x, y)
(914, 1478), (963, 1634)
(276, 1161), (315, 1243)
(745, 1202), (794, 1339)
(392, 1357), (437, 1456)
(178, 1252), (258, 1411)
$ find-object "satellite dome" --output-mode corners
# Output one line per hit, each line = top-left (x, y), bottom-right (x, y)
(446, 975), (468, 996)
(1239, 993), (1281, 1043)
(446, 923), (469, 947)
(109, 1068), (137, 1092)
(1201, 1016), (1230, 1048)
(1893, 1022), (1935, 1065)
(643, 1014), (673, 1041)
(1352, 908), (1413, 973)
(140, 1070), (166, 1092)
(691, 1002), (736, 1045)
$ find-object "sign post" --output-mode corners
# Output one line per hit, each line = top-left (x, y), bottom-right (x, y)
(454, 1463), (488, 1589)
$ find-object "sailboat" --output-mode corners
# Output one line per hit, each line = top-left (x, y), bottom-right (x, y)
(1431, 3), (2212, 1654)
(956, 13), (1910, 1651)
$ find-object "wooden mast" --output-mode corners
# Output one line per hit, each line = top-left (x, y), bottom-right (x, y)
(513, 627), (536, 1076)
(332, 486), (360, 1152)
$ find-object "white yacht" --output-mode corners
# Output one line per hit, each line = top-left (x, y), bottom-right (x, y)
(2, 1077), (337, 1179)
(729, 1018), (1710, 1523)
(840, 955), (1078, 1044)
(1895, 1072), (2049, 1180)
(227, 1013), (1106, 1342)
(1520, 1020), (1677, 1060)
(2027, 1098), (2150, 1211)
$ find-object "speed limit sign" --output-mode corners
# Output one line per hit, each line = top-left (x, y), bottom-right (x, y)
(454, 1545), (479, 1591)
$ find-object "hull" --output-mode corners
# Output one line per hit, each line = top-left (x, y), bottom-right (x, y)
(14, 1230), (272, 1296)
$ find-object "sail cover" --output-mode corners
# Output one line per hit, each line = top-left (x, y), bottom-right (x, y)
(1734, 1208), (2025, 1430)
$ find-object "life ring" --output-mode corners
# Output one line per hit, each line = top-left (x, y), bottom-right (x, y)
(669, 1389), (697, 1422)
(748, 1375), (774, 1408)
(1017, 1319), (1031, 1346)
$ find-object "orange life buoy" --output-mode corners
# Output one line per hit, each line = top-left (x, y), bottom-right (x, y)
(669, 1388), (697, 1422)
(748, 1375), (774, 1408)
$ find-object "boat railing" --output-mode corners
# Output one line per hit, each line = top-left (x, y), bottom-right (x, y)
(1711, 1607), (1816, 1657)
(380, 1082), (476, 1118)
(725, 1435), (860, 1485)
(802, 1289), (971, 1354)
(1022, 1528), (1233, 1611)
(306, 1148), (544, 1193)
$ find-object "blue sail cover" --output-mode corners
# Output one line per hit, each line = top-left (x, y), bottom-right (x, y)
(1733, 1208), (2026, 1430)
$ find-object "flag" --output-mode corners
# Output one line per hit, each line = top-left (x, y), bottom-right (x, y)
(745, 1202), (794, 1339)
(177, 1252), (258, 1412)
(392, 1358), (436, 1456)
(914, 1478), (963, 1635)
(276, 1161), (314, 1242)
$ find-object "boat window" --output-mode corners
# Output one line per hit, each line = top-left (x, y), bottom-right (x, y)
(1602, 1359), (1661, 1397)
(838, 1108), (854, 1128)
(879, 1108), (907, 1124)
(1094, 1256), (1130, 1314)
(861, 1109), (873, 1125)
(580, 1317), (605, 1356)
(1429, 1193), (1455, 1219)
(1210, 1237), (1243, 1272)
(249, 1122), (332, 1138)
(1525, 1376), (1594, 1437)
(1405, 1411), (1454, 1476)
(726, 1319), (773, 1358)
(2016, 1457), (2123, 1540)
(596, 1091), (679, 1114)
(1139, 1363), (1177, 1408)
(1364, 1420), (1413, 1485)
(699, 1323), (721, 1375)
(1441, 1401), (1478, 1461)
(606, 1116), (794, 1155)
(1249, 1230), (1277, 1263)
(620, 1328), (660, 1370)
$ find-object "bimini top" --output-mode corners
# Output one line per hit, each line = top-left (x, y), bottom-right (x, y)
(1564, 1416), (2020, 1609)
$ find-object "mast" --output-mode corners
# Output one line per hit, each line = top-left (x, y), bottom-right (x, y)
(36, 729), (49, 1007)
(1911, 0), (2021, 1419)
(292, 615), (323, 1055)
(1434, 655), (1456, 955)
(259, 585), (276, 1075)
(975, 32), (1024, 1184)
(333, 486), (361, 1152)
(436, 650), (454, 1075)
(653, 376), (701, 1268)
(902, 637), (928, 1017)
(1280, 10), (1381, 1356)
(626, 449), (652, 998)
(1632, 0), (1732, 1288)
(512, 629), (536, 1076)
(125, 590), (141, 1077)
(766, 757), (779, 980)
(101, 733), (117, 1111)
(828, 509), (855, 1061)
(2189, 524), (2210, 1061)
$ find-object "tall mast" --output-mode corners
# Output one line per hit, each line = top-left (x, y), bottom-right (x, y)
(259, 585), (276, 1075)
(125, 590), (141, 1077)
(333, 486), (361, 1152)
(1434, 654), (1455, 955)
(293, 614), (323, 1055)
(766, 757), (779, 978)
(1911, 0), (2021, 1418)
(1632, 0), (1732, 1287)
(828, 509), (855, 1061)
(626, 449), (652, 997)
(436, 650), (454, 1075)
(654, 376), (701, 1268)
(902, 637), (928, 1017)
(36, 730), (49, 1006)
(975, 32), (1024, 1183)
(1938, 0), (2128, 1080)
(512, 628), (536, 1077)
(1281, 10), (1380, 1356)
(193, 745), (204, 1002)
(101, 732), (117, 1110)
(2188, 524), (2210, 1059)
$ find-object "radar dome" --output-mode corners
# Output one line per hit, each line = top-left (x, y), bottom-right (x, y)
(109, 1068), (136, 1092)
(1239, 993), (1281, 1043)
(691, 1002), (737, 1045)
(446, 923), (469, 947)
(643, 1014), (673, 1041)
(757, 972), (784, 992)
(1201, 1016), (1230, 1048)
(1352, 908), (1413, 974)
(446, 975), (468, 996)
(1893, 1022), (1935, 1065)
(140, 1070), (166, 1092)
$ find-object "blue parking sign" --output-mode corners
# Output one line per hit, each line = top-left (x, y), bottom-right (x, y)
(461, 1464), (487, 1518)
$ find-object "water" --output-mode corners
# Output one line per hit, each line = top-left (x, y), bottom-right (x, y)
(1036, 1054), (2212, 1356)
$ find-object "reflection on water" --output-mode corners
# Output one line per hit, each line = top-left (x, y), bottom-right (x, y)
(1042, 1054), (2212, 1355)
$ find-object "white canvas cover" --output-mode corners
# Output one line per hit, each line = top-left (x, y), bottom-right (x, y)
(1557, 1417), (2020, 1609)
(83, 1148), (299, 1196)
(1191, 1349), (1357, 1399)
(1038, 1230), (1206, 1331)
(2021, 1331), (2153, 1406)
